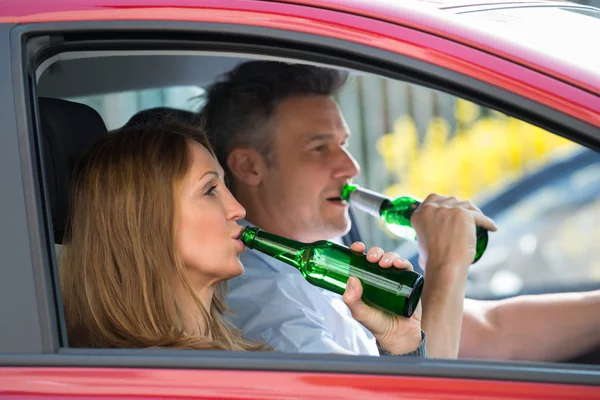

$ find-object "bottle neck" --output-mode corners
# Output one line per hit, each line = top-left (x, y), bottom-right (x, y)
(240, 227), (304, 269)
(342, 184), (389, 219)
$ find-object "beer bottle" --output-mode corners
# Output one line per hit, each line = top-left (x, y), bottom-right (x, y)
(240, 226), (423, 318)
(341, 184), (488, 263)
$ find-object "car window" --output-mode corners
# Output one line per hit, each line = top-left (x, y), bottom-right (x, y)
(33, 46), (598, 365)
(335, 75), (600, 300)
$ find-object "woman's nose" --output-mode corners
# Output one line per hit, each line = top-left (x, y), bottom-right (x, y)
(226, 191), (246, 221)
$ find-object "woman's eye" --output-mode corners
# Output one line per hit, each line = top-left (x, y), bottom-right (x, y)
(205, 185), (218, 197)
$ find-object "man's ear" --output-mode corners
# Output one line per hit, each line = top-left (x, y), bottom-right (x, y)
(227, 147), (266, 186)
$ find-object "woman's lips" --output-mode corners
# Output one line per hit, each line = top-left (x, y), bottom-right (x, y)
(235, 238), (246, 253)
(232, 227), (244, 239)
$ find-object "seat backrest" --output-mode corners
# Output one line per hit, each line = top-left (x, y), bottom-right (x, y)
(39, 97), (108, 244)
(125, 107), (203, 128)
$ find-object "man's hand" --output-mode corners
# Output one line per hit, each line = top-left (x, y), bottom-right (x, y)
(411, 193), (498, 358)
(342, 242), (423, 355)
(412, 193), (498, 270)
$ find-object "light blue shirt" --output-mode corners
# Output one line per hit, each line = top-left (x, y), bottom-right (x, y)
(225, 220), (378, 355)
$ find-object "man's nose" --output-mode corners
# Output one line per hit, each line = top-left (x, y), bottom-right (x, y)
(333, 148), (360, 180)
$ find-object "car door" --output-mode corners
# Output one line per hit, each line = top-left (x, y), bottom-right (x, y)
(0, 0), (599, 398)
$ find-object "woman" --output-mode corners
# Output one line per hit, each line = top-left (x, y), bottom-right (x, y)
(60, 120), (424, 354)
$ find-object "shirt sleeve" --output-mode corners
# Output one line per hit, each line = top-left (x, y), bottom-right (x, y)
(377, 331), (428, 358)
(225, 252), (354, 354)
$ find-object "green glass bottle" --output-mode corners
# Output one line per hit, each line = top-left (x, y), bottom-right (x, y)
(341, 184), (489, 264)
(240, 227), (424, 318)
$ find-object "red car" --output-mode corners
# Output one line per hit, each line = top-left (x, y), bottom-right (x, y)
(1, 0), (599, 398)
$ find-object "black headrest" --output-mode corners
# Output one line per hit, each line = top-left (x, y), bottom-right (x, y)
(39, 97), (108, 244)
(124, 107), (203, 128)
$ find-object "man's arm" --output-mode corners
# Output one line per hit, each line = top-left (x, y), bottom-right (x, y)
(410, 194), (498, 358)
(459, 291), (600, 361)
(419, 261), (468, 358)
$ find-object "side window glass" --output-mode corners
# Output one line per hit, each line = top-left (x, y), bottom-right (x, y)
(337, 76), (600, 300)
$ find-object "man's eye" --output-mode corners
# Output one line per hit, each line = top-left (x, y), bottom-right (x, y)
(205, 185), (218, 197)
(312, 145), (326, 152)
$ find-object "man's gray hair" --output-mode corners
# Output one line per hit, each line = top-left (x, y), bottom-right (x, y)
(201, 61), (349, 181)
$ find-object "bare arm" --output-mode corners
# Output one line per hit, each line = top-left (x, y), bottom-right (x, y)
(420, 262), (468, 358)
(411, 194), (498, 358)
(459, 291), (600, 361)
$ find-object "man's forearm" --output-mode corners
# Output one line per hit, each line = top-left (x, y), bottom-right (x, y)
(459, 291), (600, 361)
(420, 263), (468, 358)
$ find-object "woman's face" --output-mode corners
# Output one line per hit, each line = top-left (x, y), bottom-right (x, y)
(176, 142), (247, 288)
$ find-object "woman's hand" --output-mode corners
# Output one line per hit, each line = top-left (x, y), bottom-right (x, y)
(342, 242), (423, 355)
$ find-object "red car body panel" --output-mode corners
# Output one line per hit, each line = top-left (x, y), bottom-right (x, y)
(1, 367), (600, 399)
(1, 0), (599, 97)
(0, 0), (599, 127)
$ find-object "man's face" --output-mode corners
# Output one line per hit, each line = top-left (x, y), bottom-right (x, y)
(257, 95), (360, 243)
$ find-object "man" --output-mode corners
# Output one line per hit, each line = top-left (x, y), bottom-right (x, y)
(202, 61), (600, 359)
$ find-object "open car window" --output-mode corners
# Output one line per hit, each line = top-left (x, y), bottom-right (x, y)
(38, 49), (599, 349)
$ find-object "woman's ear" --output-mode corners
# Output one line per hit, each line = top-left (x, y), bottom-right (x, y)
(227, 147), (266, 186)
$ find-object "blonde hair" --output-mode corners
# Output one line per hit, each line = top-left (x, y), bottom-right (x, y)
(59, 120), (266, 351)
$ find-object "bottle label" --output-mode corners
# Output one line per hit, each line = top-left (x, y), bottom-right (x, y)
(349, 187), (389, 218)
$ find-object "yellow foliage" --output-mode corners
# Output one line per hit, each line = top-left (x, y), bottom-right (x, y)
(377, 104), (578, 202)
(455, 98), (480, 125)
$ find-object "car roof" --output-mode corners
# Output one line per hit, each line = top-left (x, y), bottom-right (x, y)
(277, 0), (600, 95)
(2, 0), (599, 95)
(275, 0), (582, 13)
